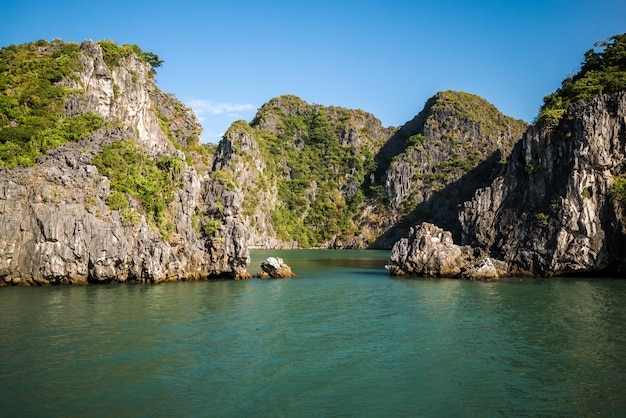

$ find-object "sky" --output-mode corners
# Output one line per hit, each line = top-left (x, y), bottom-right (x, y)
(1, 0), (625, 143)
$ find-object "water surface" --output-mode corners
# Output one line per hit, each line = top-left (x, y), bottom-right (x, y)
(1, 250), (625, 416)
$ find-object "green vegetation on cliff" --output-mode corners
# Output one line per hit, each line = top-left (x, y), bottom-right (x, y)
(254, 97), (379, 246)
(0, 39), (110, 168)
(218, 92), (527, 248)
(92, 139), (184, 239)
(383, 90), (527, 215)
(0, 38), (209, 243)
(222, 95), (386, 247)
(538, 33), (626, 127)
(97, 40), (163, 76)
(0, 40), (167, 170)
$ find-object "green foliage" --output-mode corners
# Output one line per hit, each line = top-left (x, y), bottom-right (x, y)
(105, 190), (129, 210)
(249, 100), (375, 247)
(203, 219), (223, 235)
(610, 176), (626, 205)
(538, 33), (626, 127)
(431, 91), (526, 138)
(535, 212), (549, 226)
(0, 40), (105, 168)
(210, 169), (238, 191)
(92, 139), (184, 238)
(407, 133), (428, 146)
(525, 159), (540, 174)
(97, 40), (163, 76)
(143, 51), (164, 74)
(120, 208), (141, 225)
(369, 184), (389, 202)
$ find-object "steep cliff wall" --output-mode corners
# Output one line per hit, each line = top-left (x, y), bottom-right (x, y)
(0, 40), (249, 285)
(386, 34), (626, 278)
(214, 92), (526, 249)
(213, 95), (394, 249)
(459, 92), (626, 276)
(370, 91), (528, 247)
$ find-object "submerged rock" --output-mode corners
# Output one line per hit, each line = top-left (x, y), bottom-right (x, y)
(257, 257), (295, 279)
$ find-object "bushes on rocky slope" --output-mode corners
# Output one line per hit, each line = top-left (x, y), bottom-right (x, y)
(538, 33), (626, 127)
(92, 139), (184, 239)
(0, 40), (112, 167)
(97, 40), (163, 76)
(250, 97), (382, 247)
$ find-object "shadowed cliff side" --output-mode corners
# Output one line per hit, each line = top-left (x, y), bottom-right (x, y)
(459, 91), (626, 276)
(387, 33), (626, 278)
(369, 91), (528, 248)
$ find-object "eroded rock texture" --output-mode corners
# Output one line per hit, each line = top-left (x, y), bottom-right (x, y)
(386, 223), (506, 280)
(459, 92), (626, 277)
(0, 41), (249, 285)
(387, 93), (626, 279)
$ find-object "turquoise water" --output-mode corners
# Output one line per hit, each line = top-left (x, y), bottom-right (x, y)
(1, 249), (626, 417)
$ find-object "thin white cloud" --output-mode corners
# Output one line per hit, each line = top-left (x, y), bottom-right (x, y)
(187, 99), (256, 117)
(185, 99), (257, 143)
(202, 131), (227, 144)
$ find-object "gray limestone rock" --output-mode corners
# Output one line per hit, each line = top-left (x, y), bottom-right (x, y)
(0, 41), (250, 285)
(459, 91), (626, 277)
(386, 222), (505, 280)
(257, 257), (295, 279)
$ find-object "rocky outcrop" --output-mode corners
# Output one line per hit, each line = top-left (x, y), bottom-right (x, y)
(385, 223), (506, 280)
(256, 257), (295, 278)
(370, 91), (528, 248)
(65, 41), (175, 156)
(0, 40), (250, 285)
(389, 93), (626, 279)
(214, 96), (393, 249)
(214, 92), (526, 250)
(458, 92), (626, 277)
(212, 122), (283, 249)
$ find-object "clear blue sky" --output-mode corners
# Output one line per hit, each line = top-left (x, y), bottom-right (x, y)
(1, 0), (625, 142)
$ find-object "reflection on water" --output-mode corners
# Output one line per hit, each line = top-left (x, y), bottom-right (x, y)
(1, 250), (625, 416)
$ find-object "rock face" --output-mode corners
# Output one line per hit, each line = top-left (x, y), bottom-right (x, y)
(385, 223), (506, 280)
(388, 93), (626, 279)
(371, 91), (528, 248)
(0, 40), (250, 285)
(214, 92), (525, 249)
(458, 92), (626, 277)
(257, 257), (296, 279)
(214, 96), (393, 249)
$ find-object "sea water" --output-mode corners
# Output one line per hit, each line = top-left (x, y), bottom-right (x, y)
(1, 249), (625, 417)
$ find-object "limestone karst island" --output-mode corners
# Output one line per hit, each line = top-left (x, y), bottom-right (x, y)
(0, 35), (625, 285)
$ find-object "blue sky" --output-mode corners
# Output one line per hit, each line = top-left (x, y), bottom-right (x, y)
(1, 0), (625, 142)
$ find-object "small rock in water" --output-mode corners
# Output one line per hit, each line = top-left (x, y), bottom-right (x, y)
(257, 257), (295, 279)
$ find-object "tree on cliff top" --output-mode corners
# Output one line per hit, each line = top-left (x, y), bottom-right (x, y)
(538, 33), (626, 127)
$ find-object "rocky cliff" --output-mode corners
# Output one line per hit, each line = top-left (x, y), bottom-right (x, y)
(371, 91), (528, 247)
(213, 92), (526, 249)
(0, 40), (249, 285)
(213, 95), (394, 248)
(388, 91), (626, 279)
(459, 91), (626, 276)
(387, 34), (626, 279)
